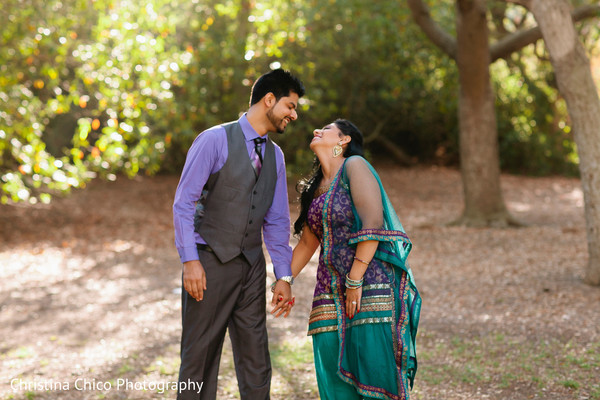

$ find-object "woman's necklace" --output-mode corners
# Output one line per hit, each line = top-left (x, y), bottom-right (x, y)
(315, 181), (333, 197)
(315, 161), (344, 197)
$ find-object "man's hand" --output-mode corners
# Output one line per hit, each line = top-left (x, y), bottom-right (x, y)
(183, 260), (207, 301)
(270, 280), (293, 318)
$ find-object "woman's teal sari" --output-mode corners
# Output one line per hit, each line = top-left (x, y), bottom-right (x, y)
(308, 156), (421, 400)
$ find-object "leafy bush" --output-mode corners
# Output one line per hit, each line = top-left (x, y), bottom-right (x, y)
(1, 0), (590, 203)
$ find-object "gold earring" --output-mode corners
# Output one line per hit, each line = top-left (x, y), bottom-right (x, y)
(332, 143), (343, 158)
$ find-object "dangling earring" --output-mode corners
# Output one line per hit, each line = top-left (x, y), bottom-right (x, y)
(332, 142), (343, 158)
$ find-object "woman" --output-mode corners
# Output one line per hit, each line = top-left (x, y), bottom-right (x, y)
(290, 119), (421, 400)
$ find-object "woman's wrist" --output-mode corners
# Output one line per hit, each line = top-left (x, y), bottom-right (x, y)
(347, 270), (364, 281)
(345, 273), (364, 289)
(353, 255), (371, 266)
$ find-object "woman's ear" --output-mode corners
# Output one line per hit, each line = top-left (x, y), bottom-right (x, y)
(341, 135), (352, 145)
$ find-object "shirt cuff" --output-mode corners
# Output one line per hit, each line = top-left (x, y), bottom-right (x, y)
(178, 245), (200, 263)
(273, 265), (293, 280)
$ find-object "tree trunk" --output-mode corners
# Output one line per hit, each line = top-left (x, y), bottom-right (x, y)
(528, 0), (600, 285)
(454, 0), (516, 227)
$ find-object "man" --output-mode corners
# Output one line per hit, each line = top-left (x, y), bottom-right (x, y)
(172, 68), (305, 399)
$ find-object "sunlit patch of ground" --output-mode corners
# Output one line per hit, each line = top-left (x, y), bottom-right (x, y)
(1, 167), (599, 399)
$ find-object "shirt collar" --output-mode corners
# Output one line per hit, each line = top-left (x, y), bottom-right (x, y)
(239, 113), (268, 142)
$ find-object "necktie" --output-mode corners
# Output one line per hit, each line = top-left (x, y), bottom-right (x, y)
(251, 137), (266, 177)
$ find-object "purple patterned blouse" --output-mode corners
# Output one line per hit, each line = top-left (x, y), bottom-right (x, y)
(306, 183), (397, 335)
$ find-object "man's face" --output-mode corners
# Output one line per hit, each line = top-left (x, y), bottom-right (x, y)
(266, 92), (300, 134)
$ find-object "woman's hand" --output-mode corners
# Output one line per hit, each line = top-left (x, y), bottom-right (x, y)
(345, 286), (362, 319)
(271, 280), (293, 318)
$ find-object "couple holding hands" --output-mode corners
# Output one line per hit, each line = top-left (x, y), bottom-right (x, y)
(173, 69), (420, 400)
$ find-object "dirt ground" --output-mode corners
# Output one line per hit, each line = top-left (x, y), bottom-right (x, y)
(1, 165), (599, 400)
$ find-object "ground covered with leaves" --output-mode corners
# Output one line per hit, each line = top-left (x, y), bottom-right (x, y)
(1, 165), (599, 400)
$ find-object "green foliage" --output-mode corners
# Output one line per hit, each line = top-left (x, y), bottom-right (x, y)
(1, 0), (183, 203)
(493, 56), (580, 176)
(1, 0), (596, 202)
(247, 0), (461, 175)
(487, 3), (590, 177)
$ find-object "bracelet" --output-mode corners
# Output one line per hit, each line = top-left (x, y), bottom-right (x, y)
(278, 275), (294, 285)
(345, 273), (364, 289)
(270, 276), (294, 293)
(353, 256), (371, 266)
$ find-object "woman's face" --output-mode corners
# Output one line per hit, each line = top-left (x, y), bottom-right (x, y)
(310, 123), (342, 152)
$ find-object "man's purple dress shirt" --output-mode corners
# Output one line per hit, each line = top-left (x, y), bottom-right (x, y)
(173, 114), (293, 279)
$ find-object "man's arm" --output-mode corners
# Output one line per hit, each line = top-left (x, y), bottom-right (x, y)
(263, 145), (294, 316)
(173, 127), (225, 300)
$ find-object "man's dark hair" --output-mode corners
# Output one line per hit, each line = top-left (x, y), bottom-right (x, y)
(250, 68), (305, 106)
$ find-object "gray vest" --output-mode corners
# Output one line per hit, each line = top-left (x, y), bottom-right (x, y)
(194, 121), (277, 265)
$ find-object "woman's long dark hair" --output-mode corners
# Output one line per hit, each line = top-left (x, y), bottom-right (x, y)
(293, 119), (365, 236)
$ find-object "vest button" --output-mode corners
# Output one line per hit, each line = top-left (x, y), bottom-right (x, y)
(252, 205), (256, 209)
(249, 220), (253, 224)
(253, 190), (258, 195)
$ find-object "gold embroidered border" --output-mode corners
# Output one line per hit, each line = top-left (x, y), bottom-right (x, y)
(307, 325), (338, 336)
(362, 283), (391, 290)
(361, 296), (392, 304)
(360, 303), (393, 313)
(348, 317), (393, 328)
(310, 303), (336, 312)
(309, 311), (337, 324)
(312, 293), (334, 302)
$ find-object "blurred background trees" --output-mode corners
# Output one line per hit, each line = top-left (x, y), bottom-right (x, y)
(1, 0), (599, 205)
(406, 0), (600, 283)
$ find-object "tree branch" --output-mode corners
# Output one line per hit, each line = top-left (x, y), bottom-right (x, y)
(490, 25), (542, 61)
(490, 2), (509, 36)
(363, 119), (387, 144)
(572, 4), (600, 22)
(503, 0), (530, 7)
(490, 3), (600, 62)
(373, 136), (414, 166)
(407, 0), (457, 60)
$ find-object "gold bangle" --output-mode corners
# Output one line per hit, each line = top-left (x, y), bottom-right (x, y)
(345, 273), (364, 289)
(353, 256), (370, 266)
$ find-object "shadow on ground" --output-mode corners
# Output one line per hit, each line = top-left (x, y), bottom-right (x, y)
(1, 166), (599, 400)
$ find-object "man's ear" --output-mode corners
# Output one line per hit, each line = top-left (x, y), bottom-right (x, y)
(264, 92), (276, 107)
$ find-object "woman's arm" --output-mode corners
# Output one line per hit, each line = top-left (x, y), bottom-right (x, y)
(291, 225), (320, 278)
(345, 157), (385, 319)
(275, 225), (320, 318)
(345, 240), (378, 319)
(348, 240), (379, 282)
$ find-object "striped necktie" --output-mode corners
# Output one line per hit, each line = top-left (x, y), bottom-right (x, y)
(251, 137), (266, 177)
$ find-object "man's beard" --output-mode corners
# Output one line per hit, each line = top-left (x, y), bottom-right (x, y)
(266, 107), (286, 134)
